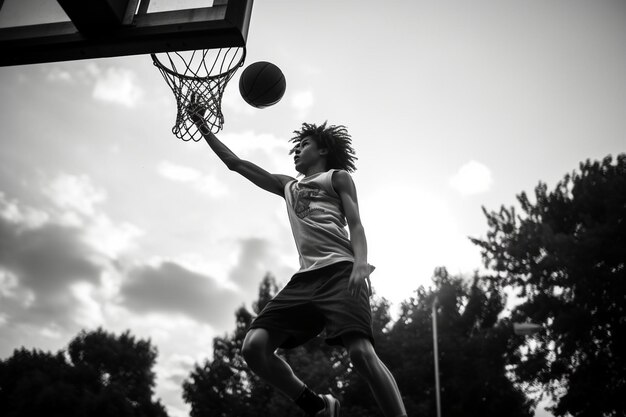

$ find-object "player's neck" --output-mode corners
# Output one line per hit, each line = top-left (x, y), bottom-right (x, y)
(302, 163), (327, 178)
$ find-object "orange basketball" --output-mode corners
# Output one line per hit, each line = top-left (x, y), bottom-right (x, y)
(239, 61), (286, 108)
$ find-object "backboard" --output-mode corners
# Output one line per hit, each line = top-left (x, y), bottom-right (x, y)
(0, 0), (253, 66)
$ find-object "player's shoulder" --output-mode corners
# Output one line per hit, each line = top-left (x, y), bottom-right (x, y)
(330, 169), (355, 192)
(276, 173), (296, 183)
(276, 173), (297, 188)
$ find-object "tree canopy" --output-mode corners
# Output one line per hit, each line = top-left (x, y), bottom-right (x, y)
(387, 268), (533, 417)
(0, 328), (168, 417)
(471, 154), (626, 417)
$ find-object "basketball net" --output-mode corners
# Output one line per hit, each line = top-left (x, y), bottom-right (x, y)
(152, 47), (246, 141)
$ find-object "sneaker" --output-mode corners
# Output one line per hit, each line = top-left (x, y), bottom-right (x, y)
(315, 394), (340, 417)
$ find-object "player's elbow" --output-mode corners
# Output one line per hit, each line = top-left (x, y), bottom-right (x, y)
(223, 156), (241, 172)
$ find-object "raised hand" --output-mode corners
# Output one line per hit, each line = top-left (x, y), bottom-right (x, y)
(187, 92), (206, 125)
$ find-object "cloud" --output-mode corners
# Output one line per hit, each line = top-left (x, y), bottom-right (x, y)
(157, 161), (202, 182)
(46, 67), (74, 83)
(120, 261), (238, 329)
(44, 62), (102, 86)
(41, 173), (142, 257)
(43, 173), (106, 217)
(449, 160), (494, 196)
(117, 237), (285, 328)
(216, 130), (294, 174)
(0, 212), (103, 329)
(44, 62), (144, 108)
(291, 90), (314, 118)
(70, 281), (105, 328)
(1, 223), (101, 291)
(219, 131), (291, 155)
(0, 192), (48, 229)
(0, 173), (142, 331)
(92, 67), (143, 107)
(157, 161), (229, 198)
(83, 215), (142, 259)
(0, 191), (103, 300)
(229, 237), (272, 291)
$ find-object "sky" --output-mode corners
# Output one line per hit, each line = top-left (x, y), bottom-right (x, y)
(0, 1), (625, 416)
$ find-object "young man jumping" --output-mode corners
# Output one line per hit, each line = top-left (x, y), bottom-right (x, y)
(189, 102), (407, 417)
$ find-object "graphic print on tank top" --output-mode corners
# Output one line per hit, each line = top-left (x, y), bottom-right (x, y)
(291, 182), (326, 219)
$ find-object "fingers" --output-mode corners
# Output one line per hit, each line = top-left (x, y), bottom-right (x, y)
(188, 91), (198, 108)
(186, 91), (208, 121)
(188, 91), (199, 109)
(348, 276), (372, 297)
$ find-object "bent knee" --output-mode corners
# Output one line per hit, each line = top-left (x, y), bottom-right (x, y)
(242, 335), (264, 364)
(242, 329), (280, 365)
(348, 341), (377, 368)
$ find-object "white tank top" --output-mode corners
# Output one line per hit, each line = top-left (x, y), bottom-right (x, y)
(284, 169), (354, 272)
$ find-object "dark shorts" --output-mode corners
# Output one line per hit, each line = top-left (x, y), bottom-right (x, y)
(249, 261), (374, 349)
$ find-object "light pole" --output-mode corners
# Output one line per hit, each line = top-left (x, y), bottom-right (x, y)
(432, 296), (442, 417)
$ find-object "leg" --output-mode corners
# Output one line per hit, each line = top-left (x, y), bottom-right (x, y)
(241, 328), (305, 399)
(342, 333), (407, 417)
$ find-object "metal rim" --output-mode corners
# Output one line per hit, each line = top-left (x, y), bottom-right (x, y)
(151, 47), (246, 82)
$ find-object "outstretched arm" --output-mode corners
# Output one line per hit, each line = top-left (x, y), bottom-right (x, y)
(332, 170), (372, 297)
(188, 99), (293, 197)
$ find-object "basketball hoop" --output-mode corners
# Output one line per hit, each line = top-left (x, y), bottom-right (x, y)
(152, 47), (246, 141)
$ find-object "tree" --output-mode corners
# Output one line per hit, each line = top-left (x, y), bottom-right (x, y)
(471, 154), (626, 417)
(0, 329), (168, 417)
(68, 328), (168, 417)
(386, 268), (533, 417)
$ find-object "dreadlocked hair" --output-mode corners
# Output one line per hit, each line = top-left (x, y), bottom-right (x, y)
(289, 122), (357, 172)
